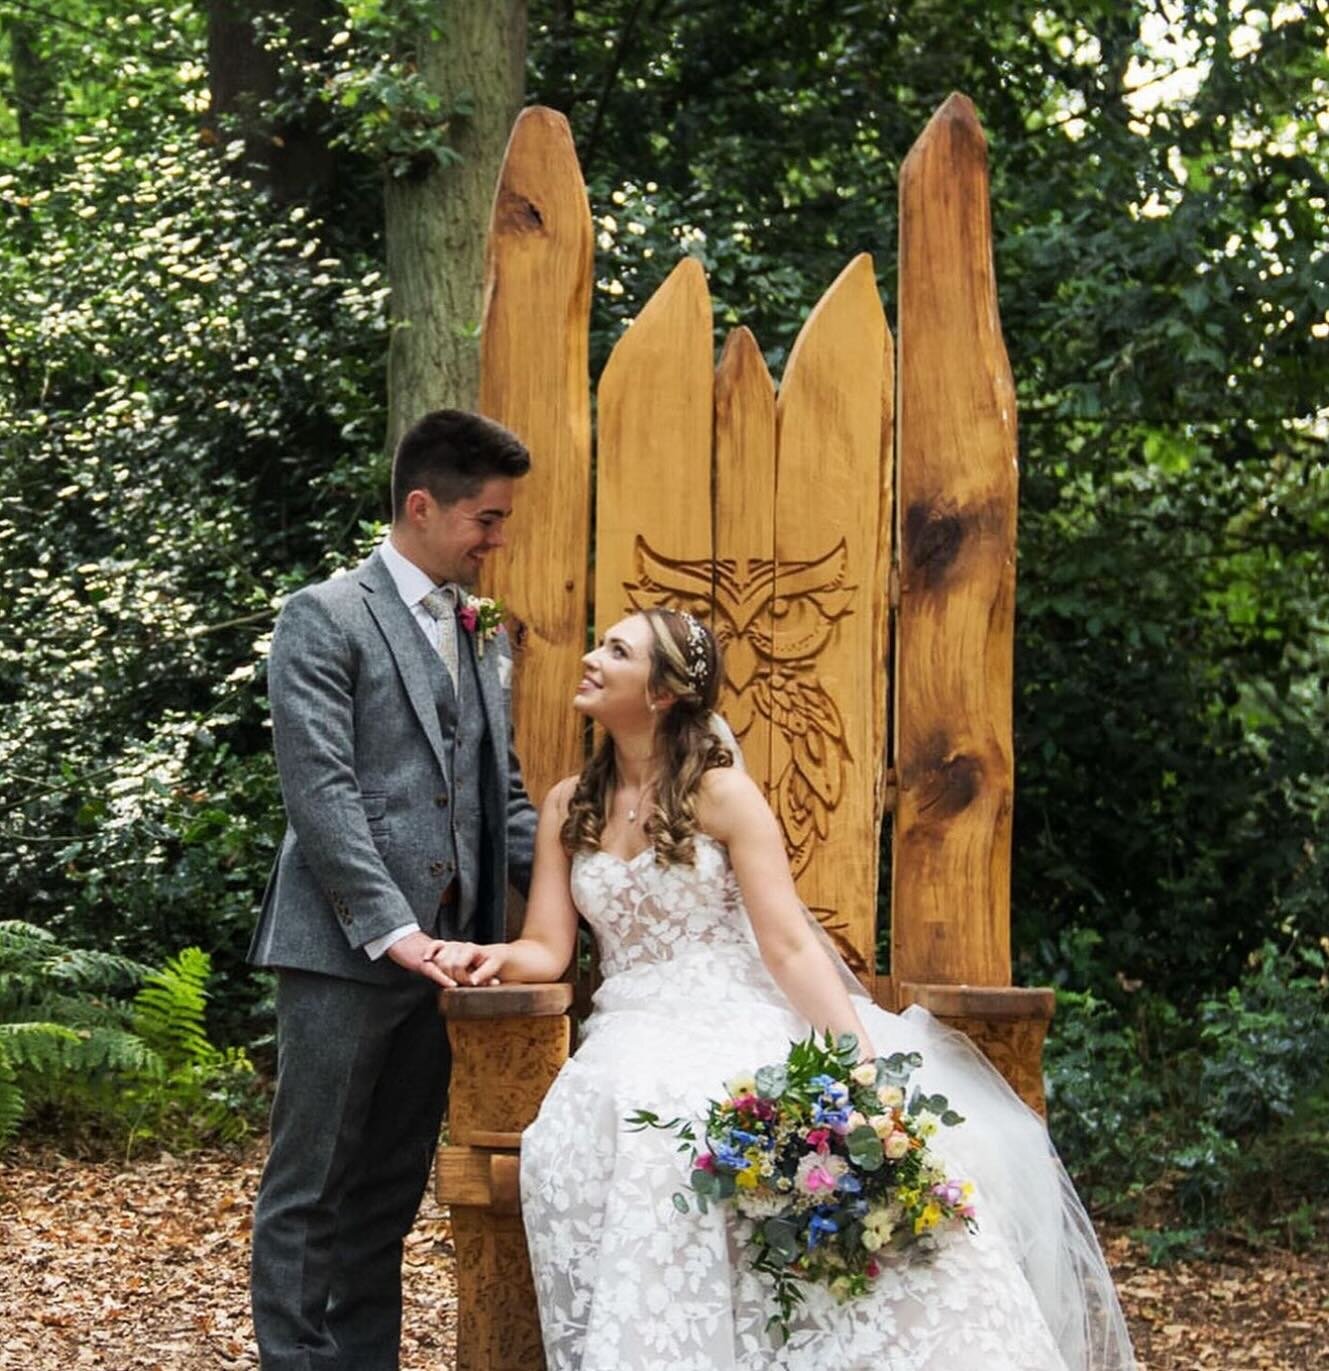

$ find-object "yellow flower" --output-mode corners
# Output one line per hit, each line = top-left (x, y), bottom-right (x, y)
(914, 1201), (943, 1235)
(736, 1167), (761, 1190)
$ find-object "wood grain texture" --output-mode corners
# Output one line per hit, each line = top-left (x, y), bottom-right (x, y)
(436, 1146), (522, 1214)
(892, 93), (1018, 988)
(775, 254), (888, 989)
(478, 106), (593, 807)
(713, 327), (778, 794)
(598, 258), (715, 635)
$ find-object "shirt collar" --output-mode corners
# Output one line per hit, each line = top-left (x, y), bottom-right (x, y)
(379, 533), (440, 609)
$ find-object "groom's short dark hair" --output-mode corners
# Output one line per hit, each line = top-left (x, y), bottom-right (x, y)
(391, 409), (531, 518)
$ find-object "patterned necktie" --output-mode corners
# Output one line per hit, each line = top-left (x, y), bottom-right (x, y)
(419, 585), (462, 695)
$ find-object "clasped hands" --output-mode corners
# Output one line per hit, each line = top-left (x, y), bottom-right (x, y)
(386, 929), (505, 988)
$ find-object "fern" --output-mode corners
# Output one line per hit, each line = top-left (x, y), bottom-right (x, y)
(46, 946), (150, 992)
(0, 1020), (83, 1072)
(0, 926), (258, 1152)
(0, 1043), (24, 1144)
(133, 947), (215, 1068)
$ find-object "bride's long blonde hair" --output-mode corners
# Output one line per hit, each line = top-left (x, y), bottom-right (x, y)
(560, 608), (731, 866)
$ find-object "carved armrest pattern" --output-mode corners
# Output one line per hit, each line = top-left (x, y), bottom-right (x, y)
(435, 984), (572, 1371)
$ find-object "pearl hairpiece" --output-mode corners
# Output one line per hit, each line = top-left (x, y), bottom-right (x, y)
(678, 610), (709, 689)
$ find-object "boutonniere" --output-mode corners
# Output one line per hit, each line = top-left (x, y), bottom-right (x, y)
(459, 594), (504, 657)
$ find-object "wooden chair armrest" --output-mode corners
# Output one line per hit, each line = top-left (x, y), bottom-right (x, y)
(440, 982), (574, 1019)
(439, 983), (575, 1148)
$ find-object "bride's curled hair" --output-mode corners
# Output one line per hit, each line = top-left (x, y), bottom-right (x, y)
(561, 608), (732, 865)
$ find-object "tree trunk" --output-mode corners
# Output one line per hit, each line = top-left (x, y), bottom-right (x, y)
(206, 0), (337, 204)
(6, 17), (55, 147)
(384, 0), (527, 447)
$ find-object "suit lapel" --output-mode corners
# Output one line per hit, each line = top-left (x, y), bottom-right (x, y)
(358, 552), (451, 778)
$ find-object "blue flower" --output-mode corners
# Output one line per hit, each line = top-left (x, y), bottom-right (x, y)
(836, 1173), (863, 1195)
(713, 1143), (747, 1171)
(812, 1102), (850, 1127)
(730, 1128), (769, 1148)
(806, 1212), (839, 1249)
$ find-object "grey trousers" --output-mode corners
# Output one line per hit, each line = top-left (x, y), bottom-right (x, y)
(250, 968), (451, 1371)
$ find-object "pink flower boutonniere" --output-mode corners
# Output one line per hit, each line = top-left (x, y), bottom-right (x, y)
(459, 594), (505, 657)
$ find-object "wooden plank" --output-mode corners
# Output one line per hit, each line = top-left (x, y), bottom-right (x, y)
(713, 327), (777, 792)
(478, 106), (593, 807)
(876, 323), (897, 836)
(892, 93), (1018, 988)
(774, 254), (888, 988)
(598, 258), (715, 634)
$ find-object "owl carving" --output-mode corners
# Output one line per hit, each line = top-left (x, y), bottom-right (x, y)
(623, 535), (857, 876)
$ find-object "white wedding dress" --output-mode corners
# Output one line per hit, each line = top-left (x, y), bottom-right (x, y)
(520, 833), (1137, 1371)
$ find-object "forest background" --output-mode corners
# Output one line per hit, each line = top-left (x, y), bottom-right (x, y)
(0, 0), (1326, 1259)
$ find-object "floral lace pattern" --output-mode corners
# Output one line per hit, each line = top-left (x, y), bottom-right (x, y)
(520, 836), (1124, 1370)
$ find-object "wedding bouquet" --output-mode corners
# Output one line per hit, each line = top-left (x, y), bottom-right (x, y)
(627, 1032), (977, 1340)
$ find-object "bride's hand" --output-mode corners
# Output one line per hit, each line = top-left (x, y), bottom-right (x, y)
(427, 941), (502, 987)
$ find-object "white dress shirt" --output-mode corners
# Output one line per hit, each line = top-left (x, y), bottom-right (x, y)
(362, 535), (449, 961)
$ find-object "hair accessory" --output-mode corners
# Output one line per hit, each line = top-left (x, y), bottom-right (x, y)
(677, 611), (709, 689)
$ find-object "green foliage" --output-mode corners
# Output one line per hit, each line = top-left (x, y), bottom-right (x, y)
(0, 920), (261, 1153)
(0, 5), (389, 1029)
(1045, 941), (1329, 1251)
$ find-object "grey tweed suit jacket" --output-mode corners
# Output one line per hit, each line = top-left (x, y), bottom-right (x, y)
(249, 550), (537, 986)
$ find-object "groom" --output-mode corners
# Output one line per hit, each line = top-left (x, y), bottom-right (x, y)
(249, 409), (539, 1370)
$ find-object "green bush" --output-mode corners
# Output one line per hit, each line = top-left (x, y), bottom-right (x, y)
(1046, 940), (1329, 1254)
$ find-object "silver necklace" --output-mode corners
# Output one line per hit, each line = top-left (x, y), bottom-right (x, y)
(624, 779), (655, 824)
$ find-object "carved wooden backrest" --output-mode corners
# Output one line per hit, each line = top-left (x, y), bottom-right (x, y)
(479, 96), (1024, 1001)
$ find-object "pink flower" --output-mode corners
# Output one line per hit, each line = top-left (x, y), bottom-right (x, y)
(695, 1153), (716, 1173)
(804, 1166), (836, 1193)
(458, 605), (479, 632)
(805, 1128), (831, 1152)
(866, 1259), (880, 1279)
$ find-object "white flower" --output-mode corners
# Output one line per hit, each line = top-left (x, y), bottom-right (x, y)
(725, 1071), (756, 1098)
(877, 1084), (904, 1109)
(884, 1130), (910, 1160)
(913, 1109), (941, 1139)
(734, 1189), (787, 1220)
(851, 1062), (878, 1087)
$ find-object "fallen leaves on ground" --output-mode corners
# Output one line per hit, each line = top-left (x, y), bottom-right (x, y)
(2, 1145), (1325, 1369)
(0, 1144), (452, 1370)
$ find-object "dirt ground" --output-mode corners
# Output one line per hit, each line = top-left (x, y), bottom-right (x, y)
(1, 1145), (1325, 1370)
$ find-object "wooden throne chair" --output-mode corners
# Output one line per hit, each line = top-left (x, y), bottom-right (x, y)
(435, 95), (1054, 1370)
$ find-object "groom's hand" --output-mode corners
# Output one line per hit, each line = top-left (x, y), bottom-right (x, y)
(429, 941), (501, 987)
(386, 931), (454, 986)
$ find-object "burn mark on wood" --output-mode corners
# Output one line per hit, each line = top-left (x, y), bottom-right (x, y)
(904, 501), (966, 589)
(498, 191), (544, 233)
(910, 731), (983, 820)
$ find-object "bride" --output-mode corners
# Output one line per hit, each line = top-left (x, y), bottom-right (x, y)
(430, 608), (1137, 1370)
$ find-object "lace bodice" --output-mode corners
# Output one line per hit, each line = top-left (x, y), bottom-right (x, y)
(570, 832), (766, 980)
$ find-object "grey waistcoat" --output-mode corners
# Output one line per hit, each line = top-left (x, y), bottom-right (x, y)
(408, 619), (490, 937)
